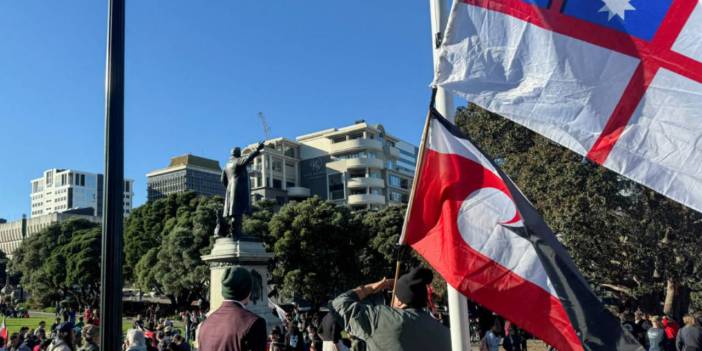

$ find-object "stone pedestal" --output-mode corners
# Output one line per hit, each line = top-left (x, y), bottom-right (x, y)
(202, 237), (279, 330)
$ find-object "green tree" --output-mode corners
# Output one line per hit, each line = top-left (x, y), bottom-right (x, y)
(10, 219), (101, 307)
(0, 250), (8, 286)
(455, 104), (702, 318)
(130, 193), (219, 309)
(243, 199), (277, 243)
(268, 197), (362, 305)
(123, 191), (201, 282)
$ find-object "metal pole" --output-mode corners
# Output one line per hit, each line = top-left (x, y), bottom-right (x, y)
(100, 0), (125, 349)
(429, 0), (472, 350)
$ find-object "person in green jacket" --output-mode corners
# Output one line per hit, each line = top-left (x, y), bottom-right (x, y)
(331, 267), (451, 351)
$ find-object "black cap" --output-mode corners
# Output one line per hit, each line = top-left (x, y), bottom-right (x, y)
(395, 267), (434, 308)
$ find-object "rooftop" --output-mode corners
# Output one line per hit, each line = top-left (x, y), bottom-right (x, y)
(168, 154), (222, 171)
(147, 154), (222, 177)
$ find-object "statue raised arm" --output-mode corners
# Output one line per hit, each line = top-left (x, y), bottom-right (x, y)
(219, 142), (265, 239)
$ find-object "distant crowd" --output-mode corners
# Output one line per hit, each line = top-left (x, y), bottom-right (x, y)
(619, 311), (702, 351)
(0, 306), (101, 351)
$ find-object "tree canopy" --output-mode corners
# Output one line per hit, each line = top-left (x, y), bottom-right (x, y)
(125, 192), (218, 309)
(10, 219), (101, 307)
(455, 104), (702, 316)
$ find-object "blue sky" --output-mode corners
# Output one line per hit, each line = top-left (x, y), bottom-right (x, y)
(0, 1), (443, 220)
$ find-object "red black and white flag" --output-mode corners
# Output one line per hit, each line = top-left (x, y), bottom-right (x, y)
(401, 108), (643, 351)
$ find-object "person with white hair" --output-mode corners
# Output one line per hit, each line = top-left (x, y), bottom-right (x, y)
(124, 329), (147, 351)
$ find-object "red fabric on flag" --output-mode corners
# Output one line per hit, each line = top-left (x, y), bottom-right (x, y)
(0, 317), (7, 347)
(405, 149), (582, 351)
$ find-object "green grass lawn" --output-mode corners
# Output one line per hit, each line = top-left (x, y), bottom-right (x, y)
(2, 316), (56, 335)
(3, 315), (184, 336)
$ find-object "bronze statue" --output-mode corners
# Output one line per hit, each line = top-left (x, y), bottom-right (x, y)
(216, 142), (265, 239)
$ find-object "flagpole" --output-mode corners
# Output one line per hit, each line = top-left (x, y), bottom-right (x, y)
(100, 0), (126, 349)
(429, 0), (472, 350)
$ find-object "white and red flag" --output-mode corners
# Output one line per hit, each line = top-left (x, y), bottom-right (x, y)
(0, 316), (7, 346)
(434, 0), (702, 213)
(401, 108), (643, 351)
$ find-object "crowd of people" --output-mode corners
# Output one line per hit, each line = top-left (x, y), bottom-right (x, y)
(620, 311), (702, 351)
(196, 266), (452, 351)
(3, 274), (702, 351)
(0, 303), (208, 351)
(0, 307), (100, 351)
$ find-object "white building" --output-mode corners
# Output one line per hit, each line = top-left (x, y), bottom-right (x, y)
(30, 168), (133, 218)
(241, 120), (418, 210)
(0, 212), (100, 257)
(243, 138), (309, 205)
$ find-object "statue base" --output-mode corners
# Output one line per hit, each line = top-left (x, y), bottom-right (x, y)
(201, 237), (279, 331)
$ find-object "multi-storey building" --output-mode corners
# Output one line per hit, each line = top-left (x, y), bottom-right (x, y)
(0, 211), (100, 257)
(146, 154), (225, 202)
(242, 138), (310, 205)
(30, 169), (133, 218)
(241, 120), (418, 210)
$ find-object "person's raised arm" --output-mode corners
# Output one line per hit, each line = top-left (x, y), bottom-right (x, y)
(330, 278), (393, 341)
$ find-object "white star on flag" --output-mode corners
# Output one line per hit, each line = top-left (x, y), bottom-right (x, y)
(599, 0), (636, 21)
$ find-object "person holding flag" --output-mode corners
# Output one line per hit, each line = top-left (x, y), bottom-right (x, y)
(330, 267), (450, 351)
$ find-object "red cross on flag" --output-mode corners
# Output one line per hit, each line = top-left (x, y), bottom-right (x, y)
(434, 0), (702, 212)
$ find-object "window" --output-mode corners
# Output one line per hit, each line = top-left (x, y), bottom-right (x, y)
(328, 173), (344, 200)
(273, 178), (282, 189)
(390, 191), (403, 202)
(286, 181), (295, 188)
(272, 158), (283, 172)
(349, 188), (366, 196)
(348, 169), (365, 179)
(370, 188), (384, 195)
(389, 175), (401, 188)
(284, 146), (296, 158)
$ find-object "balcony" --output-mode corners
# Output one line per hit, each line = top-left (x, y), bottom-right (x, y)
(388, 146), (401, 159)
(347, 194), (386, 206)
(287, 187), (311, 198)
(329, 138), (383, 155)
(327, 158), (384, 171)
(347, 177), (385, 189)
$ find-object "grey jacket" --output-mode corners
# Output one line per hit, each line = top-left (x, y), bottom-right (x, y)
(331, 291), (451, 351)
(677, 325), (702, 351)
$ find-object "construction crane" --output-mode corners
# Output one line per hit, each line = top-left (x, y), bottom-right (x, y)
(257, 112), (271, 140)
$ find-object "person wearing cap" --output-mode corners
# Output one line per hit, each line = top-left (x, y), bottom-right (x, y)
(47, 322), (74, 351)
(330, 267), (450, 351)
(77, 325), (99, 351)
(197, 267), (267, 351)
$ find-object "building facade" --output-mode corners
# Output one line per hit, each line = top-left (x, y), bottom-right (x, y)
(30, 169), (133, 218)
(146, 154), (225, 202)
(241, 121), (418, 210)
(0, 212), (100, 257)
(242, 138), (310, 205)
